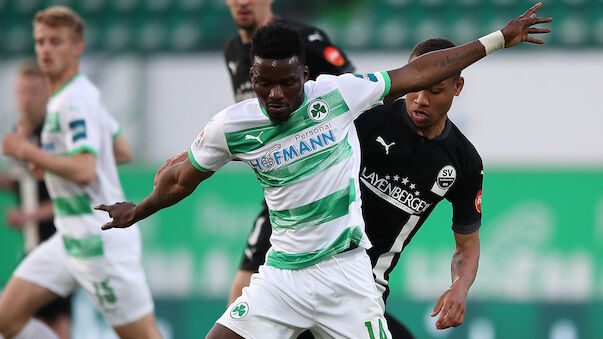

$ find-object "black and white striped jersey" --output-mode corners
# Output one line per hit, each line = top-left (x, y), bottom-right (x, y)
(357, 98), (483, 302)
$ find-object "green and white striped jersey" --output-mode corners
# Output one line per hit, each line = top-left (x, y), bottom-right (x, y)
(189, 72), (391, 269)
(41, 74), (139, 255)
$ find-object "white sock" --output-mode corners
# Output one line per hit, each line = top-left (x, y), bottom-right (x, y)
(12, 318), (59, 339)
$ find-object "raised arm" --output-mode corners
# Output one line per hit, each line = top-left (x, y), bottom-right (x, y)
(385, 2), (552, 101)
(95, 156), (213, 230)
(431, 230), (480, 330)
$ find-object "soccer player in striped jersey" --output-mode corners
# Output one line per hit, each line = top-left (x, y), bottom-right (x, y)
(0, 6), (161, 339)
(97, 5), (551, 338)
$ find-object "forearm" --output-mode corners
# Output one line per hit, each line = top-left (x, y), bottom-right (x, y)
(22, 145), (94, 185)
(388, 41), (486, 98)
(32, 200), (55, 223)
(450, 239), (480, 294)
(132, 162), (200, 223)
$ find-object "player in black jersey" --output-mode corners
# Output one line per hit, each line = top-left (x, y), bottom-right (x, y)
(358, 38), (482, 331)
(224, 0), (354, 102)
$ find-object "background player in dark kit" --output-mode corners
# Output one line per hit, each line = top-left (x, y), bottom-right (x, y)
(224, 0), (354, 102)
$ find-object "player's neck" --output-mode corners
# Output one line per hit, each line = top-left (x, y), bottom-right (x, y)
(415, 118), (447, 140)
(47, 64), (79, 97)
(239, 13), (275, 44)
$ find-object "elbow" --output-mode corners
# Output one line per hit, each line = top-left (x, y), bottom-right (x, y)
(74, 169), (96, 186)
(117, 151), (132, 165)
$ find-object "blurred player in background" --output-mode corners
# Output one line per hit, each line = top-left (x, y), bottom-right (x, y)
(97, 4), (551, 337)
(224, 0), (354, 102)
(0, 60), (71, 339)
(0, 6), (161, 339)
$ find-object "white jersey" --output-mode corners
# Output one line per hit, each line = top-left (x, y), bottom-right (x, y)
(41, 74), (139, 257)
(189, 72), (391, 269)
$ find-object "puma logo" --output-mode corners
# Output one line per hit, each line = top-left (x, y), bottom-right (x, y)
(376, 136), (395, 155)
(245, 131), (265, 144)
(308, 31), (323, 42)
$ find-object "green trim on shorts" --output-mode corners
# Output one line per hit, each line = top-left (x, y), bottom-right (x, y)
(266, 225), (363, 269)
(62, 235), (104, 258)
(269, 178), (356, 230)
(53, 194), (93, 217)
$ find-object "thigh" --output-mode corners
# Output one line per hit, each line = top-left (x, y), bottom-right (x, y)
(113, 312), (161, 339)
(0, 277), (61, 327)
(70, 253), (154, 328)
(13, 233), (78, 298)
(216, 266), (312, 339)
(313, 249), (391, 339)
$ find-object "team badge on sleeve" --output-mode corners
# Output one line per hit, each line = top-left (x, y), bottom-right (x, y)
(69, 119), (87, 142)
(323, 46), (345, 66)
(475, 189), (482, 213)
(193, 129), (204, 149)
(353, 73), (378, 82)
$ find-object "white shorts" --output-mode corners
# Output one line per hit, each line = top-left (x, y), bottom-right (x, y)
(14, 233), (154, 327)
(217, 247), (391, 339)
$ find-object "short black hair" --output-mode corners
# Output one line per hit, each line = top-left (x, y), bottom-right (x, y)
(411, 38), (460, 77)
(250, 23), (306, 65)
(410, 38), (456, 58)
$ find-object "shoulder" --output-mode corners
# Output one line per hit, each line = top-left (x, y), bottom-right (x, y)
(449, 122), (483, 169)
(224, 35), (240, 53)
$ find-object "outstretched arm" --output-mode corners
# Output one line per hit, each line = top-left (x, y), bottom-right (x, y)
(96, 156), (213, 230)
(431, 230), (480, 330)
(385, 2), (552, 100)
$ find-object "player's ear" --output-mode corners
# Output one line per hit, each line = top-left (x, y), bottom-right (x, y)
(454, 76), (464, 96)
(303, 66), (309, 82)
(249, 67), (255, 83)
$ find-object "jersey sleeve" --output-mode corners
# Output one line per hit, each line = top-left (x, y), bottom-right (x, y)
(446, 159), (483, 234)
(300, 27), (355, 78)
(324, 72), (391, 119)
(105, 110), (121, 140)
(57, 96), (100, 157)
(188, 111), (232, 172)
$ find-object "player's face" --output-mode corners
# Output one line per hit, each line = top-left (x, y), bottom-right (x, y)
(34, 23), (82, 78)
(250, 56), (309, 123)
(405, 55), (464, 132)
(15, 75), (48, 123)
(226, 0), (273, 30)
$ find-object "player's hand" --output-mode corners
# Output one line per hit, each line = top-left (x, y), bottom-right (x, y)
(430, 287), (468, 330)
(95, 202), (137, 230)
(2, 132), (31, 159)
(5, 209), (28, 229)
(154, 151), (188, 187)
(501, 2), (552, 48)
(28, 163), (45, 181)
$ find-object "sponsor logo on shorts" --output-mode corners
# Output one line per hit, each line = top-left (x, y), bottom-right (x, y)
(230, 302), (249, 319)
(475, 189), (482, 213)
(307, 99), (330, 122)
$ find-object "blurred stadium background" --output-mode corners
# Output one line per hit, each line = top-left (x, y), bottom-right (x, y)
(1, 0), (602, 338)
